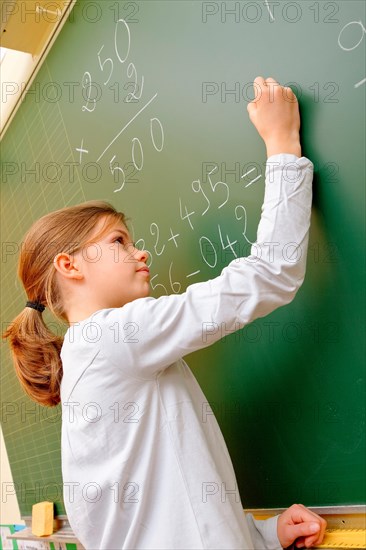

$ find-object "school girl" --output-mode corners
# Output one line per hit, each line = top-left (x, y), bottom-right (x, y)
(3, 77), (326, 549)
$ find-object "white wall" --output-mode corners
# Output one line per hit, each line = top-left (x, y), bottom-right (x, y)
(0, 47), (35, 136)
(0, 423), (25, 525)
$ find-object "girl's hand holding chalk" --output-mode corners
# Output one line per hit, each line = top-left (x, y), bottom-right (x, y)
(247, 76), (302, 158)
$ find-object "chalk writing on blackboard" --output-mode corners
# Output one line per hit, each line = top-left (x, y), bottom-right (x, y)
(76, 18), (164, 193)
(337, 19), (365, 88)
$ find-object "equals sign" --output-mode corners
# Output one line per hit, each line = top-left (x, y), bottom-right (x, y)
(241, 168), (262, 187)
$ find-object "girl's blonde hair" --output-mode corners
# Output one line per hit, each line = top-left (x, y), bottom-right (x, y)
(2, 200), (128, 407)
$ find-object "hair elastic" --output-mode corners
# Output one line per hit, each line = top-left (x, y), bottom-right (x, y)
(26, 301), (45, 313)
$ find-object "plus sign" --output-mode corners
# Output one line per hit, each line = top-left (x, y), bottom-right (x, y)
(76, 139), (89, 164)
(168, 228), (180, 248)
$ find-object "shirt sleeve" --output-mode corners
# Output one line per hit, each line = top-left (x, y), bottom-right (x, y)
(99, 153), (313, 380)
(246, 513), (283, 550)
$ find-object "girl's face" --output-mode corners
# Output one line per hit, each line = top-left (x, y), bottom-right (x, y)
(77, 215), (150, 309)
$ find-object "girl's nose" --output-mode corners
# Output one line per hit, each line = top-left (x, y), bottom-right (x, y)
(135, 246), (149, 263)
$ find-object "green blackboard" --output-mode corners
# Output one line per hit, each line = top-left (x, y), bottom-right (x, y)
(1, 0), (365, 517)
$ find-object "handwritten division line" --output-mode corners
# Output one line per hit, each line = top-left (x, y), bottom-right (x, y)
(97, 93), (158, 162)
(245, 174), (262, 188)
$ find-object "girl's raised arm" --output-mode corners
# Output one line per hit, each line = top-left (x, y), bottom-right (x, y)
(95, 153), (313, 379)
(64, 77), (313, 380)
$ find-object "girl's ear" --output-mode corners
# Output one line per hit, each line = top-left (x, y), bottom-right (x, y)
(53, 252), (84, 280)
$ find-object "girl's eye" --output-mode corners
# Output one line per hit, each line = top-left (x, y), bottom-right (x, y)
(115, 237), (136, 248)
(113, 237), (125, 246)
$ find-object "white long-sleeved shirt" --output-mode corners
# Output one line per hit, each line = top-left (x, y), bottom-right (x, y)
(60, 153), (313, 550)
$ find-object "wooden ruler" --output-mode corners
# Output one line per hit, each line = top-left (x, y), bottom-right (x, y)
(315, 528), (366, 548)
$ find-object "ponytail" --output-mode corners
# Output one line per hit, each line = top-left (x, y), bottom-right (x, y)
(2, 306), (63, 407)
(2, 200), (127, 407)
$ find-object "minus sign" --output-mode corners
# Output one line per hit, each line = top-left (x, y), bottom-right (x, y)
(354, 78), (366, 88)
(245, 174), (262, 187)
(187, 270), (200, 278)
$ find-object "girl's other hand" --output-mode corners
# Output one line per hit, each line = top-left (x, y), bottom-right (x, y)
(277, 503), (327, 548)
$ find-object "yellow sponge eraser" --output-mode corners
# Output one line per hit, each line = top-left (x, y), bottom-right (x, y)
(32, 501), (54, 536)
